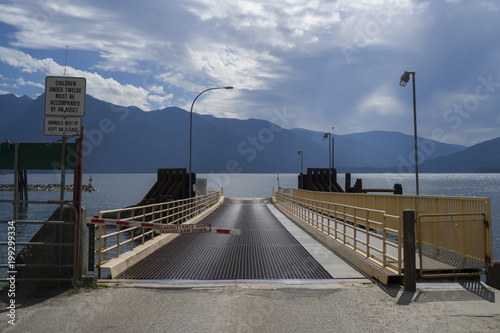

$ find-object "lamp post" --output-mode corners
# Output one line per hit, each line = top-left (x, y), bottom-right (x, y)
(400, 71), (419, 195)
(297, 150), (303, 189)
(189, 86), (233, 198)
(332, 126), (334, 169)
(323, 132), (332, 191)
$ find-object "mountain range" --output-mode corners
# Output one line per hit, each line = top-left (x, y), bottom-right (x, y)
(1, 93), (499, 173)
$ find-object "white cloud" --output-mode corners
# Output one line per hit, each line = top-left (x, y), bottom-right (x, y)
(480, 0), (500, 12)
(157, 72), (205, 94)
(0, 0), (500, 145)
(148, 85), (164, 95)
(16, 77), (44, 89)
(147, 93), (174, 108)
(337, 0), (428, 52)
(357, 86), (405, 116)
(0, 46), (167, 110)
(0, 47), (56, 73)
(0, 5), (31, 27)
(0, 1), (290, 92)
(0, 0), (424, 101)
(181, 88), (239, 119)
(0, 2), (114, 49)
(187, 44), (283, 90)
(187, 0), (341, 51)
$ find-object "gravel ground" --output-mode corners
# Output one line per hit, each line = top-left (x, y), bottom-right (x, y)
(1, 281), (499, 332)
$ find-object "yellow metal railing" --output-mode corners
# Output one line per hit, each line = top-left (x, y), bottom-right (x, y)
(90, 188), (223, 270)
(276, 189), (403, 274)
(417, 213), (491, 277)
(291, 189), (492, 232)
(275, 188), (493, 278)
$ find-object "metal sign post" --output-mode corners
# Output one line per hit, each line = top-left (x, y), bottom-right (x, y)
(13, 143), (19, 220)
(43, 76), (86, 279)
(73, 127), (85, 278)
(59, 136), (66, 220)
(44, 76), (86, 219)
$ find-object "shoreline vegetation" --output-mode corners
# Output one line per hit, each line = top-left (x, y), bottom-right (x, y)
(0, 184), (97, 192)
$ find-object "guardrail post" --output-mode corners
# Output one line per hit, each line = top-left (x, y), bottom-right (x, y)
(403, 209), (416, 291)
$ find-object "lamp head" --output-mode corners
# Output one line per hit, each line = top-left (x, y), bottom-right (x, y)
(399, 71), (411, 87)
(323, 133), (329, 140)
(297, 150), (302, 155)
(225, 86), (234, 89)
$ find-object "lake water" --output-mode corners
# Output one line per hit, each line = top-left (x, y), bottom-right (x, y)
(1, 172), (499, 260)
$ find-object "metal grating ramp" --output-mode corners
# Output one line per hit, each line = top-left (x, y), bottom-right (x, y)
(115, 203), (333, 280)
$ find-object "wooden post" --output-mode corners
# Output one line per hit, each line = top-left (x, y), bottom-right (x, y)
(403, 209), (416, 291)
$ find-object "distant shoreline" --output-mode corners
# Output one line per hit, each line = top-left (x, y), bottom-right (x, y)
(0, 184), (97, 192)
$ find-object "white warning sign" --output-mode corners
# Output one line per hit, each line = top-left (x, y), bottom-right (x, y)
(44, 116), (82, 136)
(45, 76), (86, 117)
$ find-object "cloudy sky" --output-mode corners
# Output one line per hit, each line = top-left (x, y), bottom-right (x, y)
(0, 0), (499, 146)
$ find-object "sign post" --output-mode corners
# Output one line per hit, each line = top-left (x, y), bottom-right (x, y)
(44, 76), (86, 219)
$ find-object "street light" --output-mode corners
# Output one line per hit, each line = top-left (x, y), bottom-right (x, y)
(297, 150), (303, 189)
(323, 132), (332, 191)
(332, 126), (334, 169)
(400, 70), (419, 195)
(400, 71), (411, 87)
(297, 150), (303, 173)
(189, 86), (233, 197)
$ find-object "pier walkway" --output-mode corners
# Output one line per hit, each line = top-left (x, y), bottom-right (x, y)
(87, 187), (494, 285)
(113, 198), (365, 281)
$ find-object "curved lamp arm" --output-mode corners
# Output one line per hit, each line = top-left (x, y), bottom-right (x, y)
(188, 86), (233, 197)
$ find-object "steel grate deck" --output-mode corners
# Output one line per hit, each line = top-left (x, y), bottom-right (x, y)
(115, 203), (333, 280)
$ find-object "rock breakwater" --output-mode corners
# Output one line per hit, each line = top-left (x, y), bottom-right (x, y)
(0, 184), (97, 192)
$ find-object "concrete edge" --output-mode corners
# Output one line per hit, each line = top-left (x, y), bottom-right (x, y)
(102, 196), (225, 278)
(274, 202), (395, 285)
(98, 278), (374, 287)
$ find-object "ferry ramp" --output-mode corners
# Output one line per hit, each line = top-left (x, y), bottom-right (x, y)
(114, 198), (365, 281)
